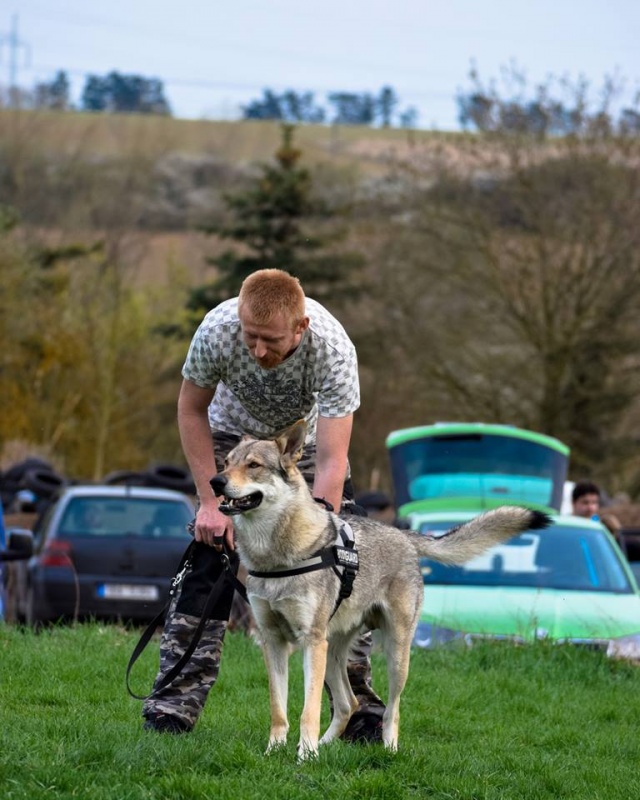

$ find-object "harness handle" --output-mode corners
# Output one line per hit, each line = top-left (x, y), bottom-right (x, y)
(126, 547), (248, 701)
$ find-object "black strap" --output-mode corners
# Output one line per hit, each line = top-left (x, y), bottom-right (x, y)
(248, 548), (337, 578)
(313, 497), (334, 512)
(247, 519), (358, 620)
(126, 545), (249, 701)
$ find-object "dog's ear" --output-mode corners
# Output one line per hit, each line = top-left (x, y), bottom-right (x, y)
(275, 420), (307, 465)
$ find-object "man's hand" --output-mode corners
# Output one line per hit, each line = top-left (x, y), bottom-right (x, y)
(193, 502), (235, 552)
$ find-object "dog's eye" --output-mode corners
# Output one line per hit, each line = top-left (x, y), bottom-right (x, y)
(247, 461), (261, 469)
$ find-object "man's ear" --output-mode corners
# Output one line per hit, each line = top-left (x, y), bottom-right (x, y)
(275, 420), (307, 465)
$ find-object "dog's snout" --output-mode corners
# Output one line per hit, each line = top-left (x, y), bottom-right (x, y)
(210, 474), (228, 496)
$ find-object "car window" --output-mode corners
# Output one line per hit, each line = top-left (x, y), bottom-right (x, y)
(419, 523), (633, 593)
(58, 497), (192, 538)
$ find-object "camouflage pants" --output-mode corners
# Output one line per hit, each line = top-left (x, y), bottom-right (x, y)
(142, 430), (384, 730)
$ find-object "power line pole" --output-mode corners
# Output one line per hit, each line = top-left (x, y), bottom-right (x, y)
(0, 14), (30, 106)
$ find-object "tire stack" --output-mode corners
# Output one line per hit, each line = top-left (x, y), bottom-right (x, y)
(0, 460), (196, 515)
(0, 458), (66, 514)
(103, 464), (196, 495)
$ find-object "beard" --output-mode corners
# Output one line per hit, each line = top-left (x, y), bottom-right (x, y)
(255, 352), (283, 369)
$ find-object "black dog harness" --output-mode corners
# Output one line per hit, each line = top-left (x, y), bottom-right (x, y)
(247, 518), (359, 619)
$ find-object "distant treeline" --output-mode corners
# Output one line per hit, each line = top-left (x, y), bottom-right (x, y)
(19, 69), (419, 128)
(15, 68), (640, 134)
(240, 87), (418, 128)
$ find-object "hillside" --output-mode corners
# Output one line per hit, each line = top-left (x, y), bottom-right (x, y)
(0, 107), (446, 167)
(0, 108), (448, 287)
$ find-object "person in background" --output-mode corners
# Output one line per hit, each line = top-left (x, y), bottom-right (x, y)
(355, 490), (396, 524)
(142, 268), (385, 742)
(571, 480), (626, 556)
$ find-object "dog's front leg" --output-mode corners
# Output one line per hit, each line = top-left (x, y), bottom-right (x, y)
(297, 638), (329, 761)
(261, 636), (291, 753)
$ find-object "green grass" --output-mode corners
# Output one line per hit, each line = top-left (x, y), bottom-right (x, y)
(1, 623), (639, 799)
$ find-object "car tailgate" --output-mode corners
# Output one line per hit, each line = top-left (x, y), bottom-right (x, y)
(66, 535), (188, 578)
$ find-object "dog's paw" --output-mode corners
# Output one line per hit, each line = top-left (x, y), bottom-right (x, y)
(296, 741), (319, 762)
(383, 738), (398, 752)
(265, 735), (287, 755)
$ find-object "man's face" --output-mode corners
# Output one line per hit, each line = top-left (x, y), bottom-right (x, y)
(573, 492), (600, 518)
(239, 306), (309, 369)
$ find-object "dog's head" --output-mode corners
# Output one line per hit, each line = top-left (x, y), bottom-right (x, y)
(210, 420), (307, 516)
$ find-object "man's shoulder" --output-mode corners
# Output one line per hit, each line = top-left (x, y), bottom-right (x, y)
(199, 298), (241, 331)
(305, 297), (336, 321)
(306, 298), (354, 348)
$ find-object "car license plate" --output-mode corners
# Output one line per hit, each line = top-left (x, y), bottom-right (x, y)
(97, 584), (160, 601)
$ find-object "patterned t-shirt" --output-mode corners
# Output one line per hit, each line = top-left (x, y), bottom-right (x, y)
(182, 297), (360, 443)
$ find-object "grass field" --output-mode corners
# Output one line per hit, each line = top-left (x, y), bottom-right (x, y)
(1, 623), (639, 800)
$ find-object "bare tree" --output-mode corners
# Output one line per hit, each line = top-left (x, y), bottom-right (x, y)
(359, 68), (640, 494)
(0, 225), (186, 480)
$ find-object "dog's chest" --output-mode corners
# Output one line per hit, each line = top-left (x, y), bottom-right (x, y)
(249, 583), (323, 643)
(247, 570), (331, 606)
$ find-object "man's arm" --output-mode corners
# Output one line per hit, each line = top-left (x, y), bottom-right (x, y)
(177, 378), (234, 549)
(312, 414), (353, 512)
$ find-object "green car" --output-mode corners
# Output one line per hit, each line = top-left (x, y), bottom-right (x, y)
(412, 510), (640, 659)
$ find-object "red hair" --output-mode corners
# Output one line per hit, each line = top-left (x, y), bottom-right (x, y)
(238, 269), (305, 326)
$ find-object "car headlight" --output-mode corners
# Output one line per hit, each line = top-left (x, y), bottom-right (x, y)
(606, 632), (640, 661)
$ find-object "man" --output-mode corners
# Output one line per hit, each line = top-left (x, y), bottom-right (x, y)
(571, 481), (602, 520)
(571, 480), (626, 555)
(143, 269), (385, 740)
(355, 490), (396, 525)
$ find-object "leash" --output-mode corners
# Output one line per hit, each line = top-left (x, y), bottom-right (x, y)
(125, 541), (248, 701)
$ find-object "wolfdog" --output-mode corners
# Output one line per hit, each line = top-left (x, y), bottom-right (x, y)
(210, 421), (550, 760)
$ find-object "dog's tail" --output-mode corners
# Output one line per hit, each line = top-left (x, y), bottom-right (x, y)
(414, 507), (552, 565)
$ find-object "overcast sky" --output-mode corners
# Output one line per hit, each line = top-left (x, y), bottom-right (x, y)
(4, 1), (639, 129)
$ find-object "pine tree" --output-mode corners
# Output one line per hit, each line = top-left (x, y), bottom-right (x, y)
(186, 124), (363, 316)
